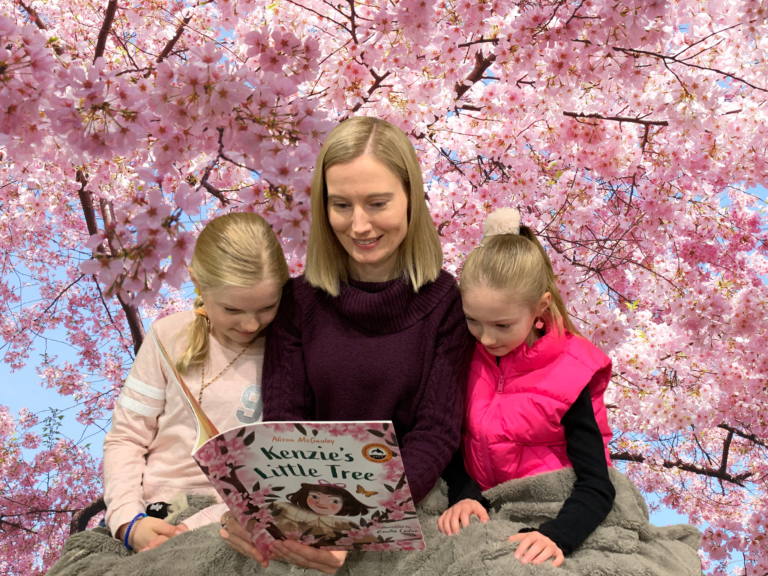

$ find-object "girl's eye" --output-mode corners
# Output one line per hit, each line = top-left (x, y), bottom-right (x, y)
(309, 494), (320, 500)
(371, 201), (387, 209)
(496, 324), (510, 329)
(331, 202), (350, 209)
(224, 308), (240, 313)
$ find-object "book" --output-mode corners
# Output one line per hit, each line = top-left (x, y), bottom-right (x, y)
(150, 325), (426, 554)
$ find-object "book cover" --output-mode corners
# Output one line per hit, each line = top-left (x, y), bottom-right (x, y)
(150, 325), (425, 554)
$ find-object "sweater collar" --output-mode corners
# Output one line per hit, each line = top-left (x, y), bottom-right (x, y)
(478, 314), (567, 374)
(333, 270), (456, 334)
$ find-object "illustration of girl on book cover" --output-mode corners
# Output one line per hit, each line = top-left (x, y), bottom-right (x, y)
(266, 481), (374, 541)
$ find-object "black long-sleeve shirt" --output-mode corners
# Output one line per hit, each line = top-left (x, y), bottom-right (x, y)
(441, 386), (615, 556)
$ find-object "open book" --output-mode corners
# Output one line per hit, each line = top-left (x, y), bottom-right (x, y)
(150, 325), (425, 554)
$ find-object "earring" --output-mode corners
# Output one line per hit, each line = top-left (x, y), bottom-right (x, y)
(535, 317), (544, 329)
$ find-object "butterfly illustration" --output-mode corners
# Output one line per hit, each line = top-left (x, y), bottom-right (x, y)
(356, 484), (378, 498)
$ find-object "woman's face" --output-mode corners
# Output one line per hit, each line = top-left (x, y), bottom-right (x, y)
(307, 491), (343, 516)
(325, 155), (409, 283)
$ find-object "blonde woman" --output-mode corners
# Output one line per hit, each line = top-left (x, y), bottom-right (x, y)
(103, 213), (289, 553)
(221, 117), (474, 574)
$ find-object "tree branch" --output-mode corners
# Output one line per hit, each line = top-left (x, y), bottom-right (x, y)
(454, 51), (497, 102)
(718, 424), (768, 449)
(68, 496), (105, 535)
(94, 0), (118, 63)
(563, 111), (669, 126)
(437, 201), (468, 236)
(76, 170), (145, 353)
(457, 38), (499, 48)
(349, 69), (392, 113)
(719, 429), (734, 477)
(0, 517), (37, 535)
(610, 451), (753, 486)
(156, 14), (192, 63)
(18, 1), (52, 35)
(612, 46), (768, 94)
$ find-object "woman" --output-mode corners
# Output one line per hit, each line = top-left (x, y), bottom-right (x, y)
(222, 117), (473, 574)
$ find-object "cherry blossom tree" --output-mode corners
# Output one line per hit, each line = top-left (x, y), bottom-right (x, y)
(0, 0), (766, 573)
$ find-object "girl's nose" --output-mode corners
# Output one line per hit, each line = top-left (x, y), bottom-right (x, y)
(242, 317), (260, 332)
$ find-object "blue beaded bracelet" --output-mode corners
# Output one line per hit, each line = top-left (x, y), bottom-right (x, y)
(123, 513), (147, 551)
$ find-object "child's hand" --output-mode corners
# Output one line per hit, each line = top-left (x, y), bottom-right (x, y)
(144, 523), (189, 551)
(438, 499), (489, 536)
(118, 517), (178, 552)
(509, 531), (564, 566)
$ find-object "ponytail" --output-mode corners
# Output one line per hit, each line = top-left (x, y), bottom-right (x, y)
(518, 226), (581, 336)
(176, 295), (212, 374)
(460, 208), (580, 336)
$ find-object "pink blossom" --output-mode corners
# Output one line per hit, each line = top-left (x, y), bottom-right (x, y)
(1, 2), (767, 573)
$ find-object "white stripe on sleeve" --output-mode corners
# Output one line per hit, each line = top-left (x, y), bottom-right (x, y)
(124, 375), (166, 400)
(117, 394), (164, 418)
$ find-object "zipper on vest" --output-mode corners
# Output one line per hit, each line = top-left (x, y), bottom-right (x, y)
(496, 373), (504, 394)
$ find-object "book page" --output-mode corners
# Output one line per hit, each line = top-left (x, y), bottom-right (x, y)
(149, 324), (219, 452)
(193, 421), (424, 554)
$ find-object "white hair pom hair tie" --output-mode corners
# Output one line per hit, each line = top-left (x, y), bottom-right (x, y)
(483, 207), (521, 238)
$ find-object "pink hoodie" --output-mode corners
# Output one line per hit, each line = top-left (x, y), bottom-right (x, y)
(462, 316), (613, 491)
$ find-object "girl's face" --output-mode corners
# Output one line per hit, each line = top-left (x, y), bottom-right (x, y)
(462, 284), (551, 357)
(306, 491), (343, 516)
(325, 155), (409, 283)
(197, 278), (282, 350)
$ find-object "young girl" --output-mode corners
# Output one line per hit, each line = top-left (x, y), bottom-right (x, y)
(103, 212), (290, 553)
(438, 207), (616, 567)
(266, 481), (373, 541)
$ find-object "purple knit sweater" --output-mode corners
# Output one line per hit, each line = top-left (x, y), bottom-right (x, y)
(262, 270), (473, 503)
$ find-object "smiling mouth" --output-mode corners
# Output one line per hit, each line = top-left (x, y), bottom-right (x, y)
(352, 236), (382, 246)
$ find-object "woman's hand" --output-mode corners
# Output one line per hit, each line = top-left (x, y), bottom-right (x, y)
(438, 499), (489, 536)
(509, 531), (564, 567)
(117, 517), (179, 552)
(270, 540), (347, 575)
(220, 512), (272, 568)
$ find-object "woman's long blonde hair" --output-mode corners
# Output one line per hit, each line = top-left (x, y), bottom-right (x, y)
(305, 116), (443, 296)
(176, 212), (290, 374)
(460, 211), (580, 336)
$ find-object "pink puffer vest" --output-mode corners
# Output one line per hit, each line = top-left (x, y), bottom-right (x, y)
(462, 316), (613, 491)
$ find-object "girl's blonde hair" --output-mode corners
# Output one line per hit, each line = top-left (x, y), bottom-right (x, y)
(176, 212), (290, 374)
(305, 116), (443, 296)
(460, 210), (580, 336)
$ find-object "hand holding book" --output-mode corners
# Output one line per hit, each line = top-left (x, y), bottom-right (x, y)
(221, 513), (348, 573)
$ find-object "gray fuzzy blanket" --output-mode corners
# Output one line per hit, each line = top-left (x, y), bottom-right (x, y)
(47, 468), (702, 576)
